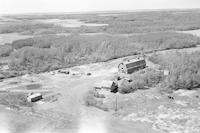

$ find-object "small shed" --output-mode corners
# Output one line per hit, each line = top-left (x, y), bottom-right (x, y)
(118, 57), (146, 74)
(100, 80), (115, 89)
(94, 80), (118, 91)
(27, 93), (43, 102)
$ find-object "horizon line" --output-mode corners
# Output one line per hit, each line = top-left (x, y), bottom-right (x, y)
(1, 8), (200, 16)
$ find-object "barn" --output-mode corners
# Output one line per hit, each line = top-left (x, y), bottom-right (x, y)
(118, 57), (146, 74)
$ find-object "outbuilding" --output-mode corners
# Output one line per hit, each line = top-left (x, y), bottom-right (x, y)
(27, 93), (43, 102)
(94, 80), (118, 91)
(118, 57), (146, 74)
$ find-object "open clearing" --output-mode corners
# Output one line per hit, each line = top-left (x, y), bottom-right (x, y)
(0, 42), (200, 133)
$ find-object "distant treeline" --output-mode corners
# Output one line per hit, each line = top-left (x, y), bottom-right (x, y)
(0, 32), (198, 73)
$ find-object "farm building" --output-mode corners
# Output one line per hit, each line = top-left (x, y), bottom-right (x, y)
(27, 93), (43, 102)
(118, 57), (146, 74)
(94, 80), (118, 91)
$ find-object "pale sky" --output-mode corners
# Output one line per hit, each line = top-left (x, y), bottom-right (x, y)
(0, 0), (200, 14)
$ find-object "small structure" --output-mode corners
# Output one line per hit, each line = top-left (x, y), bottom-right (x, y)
(163, 70), (170, 76)
(101, 80), (115, 89)
(118, 57), (146, 74)
(94, 80), (118, 91)
(27, 93), (43, 102)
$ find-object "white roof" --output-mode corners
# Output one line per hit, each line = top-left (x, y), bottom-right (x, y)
(94, 80), (114, 88)
(27, 93), (42, 99)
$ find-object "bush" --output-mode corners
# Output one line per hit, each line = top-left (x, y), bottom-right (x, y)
(118, 68), (164, 93)
(9, 47), (61, 73)
(118, 79), (133, 94)
(12, 38), (34, 49)
(150, 52), (200, 90)
(129, 32), (199, 52)
(0, 45), (13, 57)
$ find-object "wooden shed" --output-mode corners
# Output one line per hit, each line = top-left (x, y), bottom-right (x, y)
(118, 57), (146, 74)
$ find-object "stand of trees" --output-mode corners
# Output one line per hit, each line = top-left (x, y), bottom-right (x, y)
(1, 32), (198, 73)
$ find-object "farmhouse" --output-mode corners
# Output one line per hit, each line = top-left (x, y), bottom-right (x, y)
(118, 57), (146, 74)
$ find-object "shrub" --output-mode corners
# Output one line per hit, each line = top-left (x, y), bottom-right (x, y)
(129, 32), (199, 52)
(118, 68), (164, 93)
(150, 52), (200, 90)
(118, 79), (133, 94)
(9, 47), (61, 73)
(0, 45), (13, 57)
(12, 38), (34, 49)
